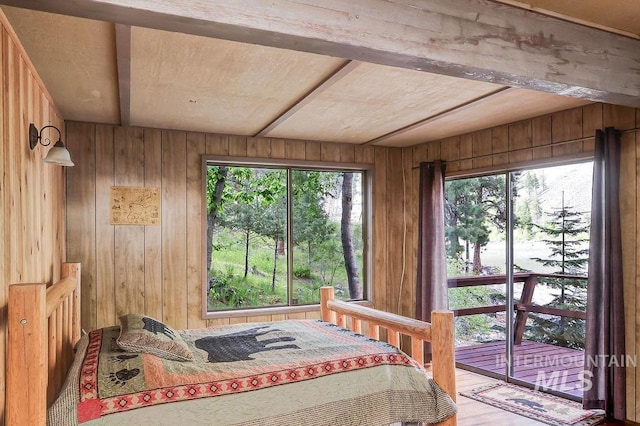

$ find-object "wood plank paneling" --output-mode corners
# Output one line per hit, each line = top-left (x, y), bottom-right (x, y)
(491, 125), (509, 154)
(321, 143), (340, 162)
(270, 138), (285, 159)
(582, 104), (603, 137)
(508, 120), (533, 163)
(472, 130), (492, 169)
(604, 104), (636, 131)
(162, 130), (188, 329)
(114, 126), (145, 319)
(552, 108), (582, 143)
(247, 136), (271, 158)
(459, 134), (473, 160)
(386, 148), (403, 315)
(5, 34), (20, 284)
(508, 121), (532, 151)
(373, 147), (388, 311)
(340, 144), (355, 163)
(186, 132), (206, 329)
(206, 134), (228, 156)
(1, 13), (65, 423)
(95, 125), (115, 328)
(66, 122), (96, 331)
(305, 140), (321, 161)
(355, 145), (374, 164)
(441, 137), (460, 162)
(228, 135), (247, 157)
(400, 149), (415, 319)
(144, 128), (162, 320)
(286, 140), (305, 160)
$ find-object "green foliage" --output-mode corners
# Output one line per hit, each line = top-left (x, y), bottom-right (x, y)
(524, 201), (589, 349)
(514, 171), (544, 237)
(292, 170), (341, 263)
(445, 176), (506, 274)
(449, 286), (501, 342)
(293, 265), (312, 279)
(208, 267), (262, 309)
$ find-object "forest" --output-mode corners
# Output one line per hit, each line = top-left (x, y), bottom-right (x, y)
(205, 165), (364, 310)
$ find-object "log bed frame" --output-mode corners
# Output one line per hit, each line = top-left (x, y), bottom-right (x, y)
(6, 264), (456, 426)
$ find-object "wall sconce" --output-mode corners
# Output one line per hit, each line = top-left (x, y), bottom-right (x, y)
(29, 123), (74, 167)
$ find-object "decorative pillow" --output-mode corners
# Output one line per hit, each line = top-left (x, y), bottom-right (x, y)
(116, 314), (194, 361)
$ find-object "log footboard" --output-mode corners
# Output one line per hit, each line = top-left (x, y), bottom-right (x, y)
(320, 286), (457, 426)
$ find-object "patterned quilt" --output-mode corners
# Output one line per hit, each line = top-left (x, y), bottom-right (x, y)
(49, 320), (456, 425)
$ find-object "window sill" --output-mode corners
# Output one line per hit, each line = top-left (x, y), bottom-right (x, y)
(203, 299), (373, 320)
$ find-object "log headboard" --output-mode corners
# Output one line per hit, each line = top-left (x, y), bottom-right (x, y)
(6, 263), (81, 425)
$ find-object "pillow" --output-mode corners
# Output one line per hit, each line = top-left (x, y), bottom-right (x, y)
(117, 314), (194, 361)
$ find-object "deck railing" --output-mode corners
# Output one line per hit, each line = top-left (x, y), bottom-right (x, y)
(447, 273), (587, 345)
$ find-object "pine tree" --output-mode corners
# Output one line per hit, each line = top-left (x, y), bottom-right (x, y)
(525, 194), (589, 349)
(444, 176), (505, 274)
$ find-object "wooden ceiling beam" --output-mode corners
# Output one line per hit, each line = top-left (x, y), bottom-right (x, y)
(3, 0), (640, 107)
(255, 60), (360, 138)
(114, 23), (131, 127)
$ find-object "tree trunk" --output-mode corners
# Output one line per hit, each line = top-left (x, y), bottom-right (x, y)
(465, 240), (470, 273)
(244, 229), (250, 278)
(472, 241), (482, 274)
(472, 183), (483, 274)
(340, 173), (362, 299)
(206, 166), (228, 274)
(272, 239), (278, 292)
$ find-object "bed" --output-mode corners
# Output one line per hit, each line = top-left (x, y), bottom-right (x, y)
(7, 263), (457, 425)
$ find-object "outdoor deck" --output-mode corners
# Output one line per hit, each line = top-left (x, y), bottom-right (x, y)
(455, 340), (585, 399)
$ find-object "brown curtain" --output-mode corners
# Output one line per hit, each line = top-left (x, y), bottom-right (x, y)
(416, 161), (449, 330)
(583, 127), (625, 420)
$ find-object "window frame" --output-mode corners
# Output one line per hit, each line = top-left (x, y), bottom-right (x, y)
(201, 155), (373, 319)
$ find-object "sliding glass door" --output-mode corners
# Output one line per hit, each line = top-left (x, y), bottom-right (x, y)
(446, 161), (592, 400)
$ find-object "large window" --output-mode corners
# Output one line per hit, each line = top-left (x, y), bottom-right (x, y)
(204, 160), (368, 312)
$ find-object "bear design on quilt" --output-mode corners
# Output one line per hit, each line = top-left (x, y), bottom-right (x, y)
(195, 325), (300, 363)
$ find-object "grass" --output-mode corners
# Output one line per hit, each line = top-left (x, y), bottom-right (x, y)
(208, 227), (361, 310)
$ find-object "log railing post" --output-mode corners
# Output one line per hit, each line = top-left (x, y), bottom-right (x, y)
(61, 262), (81, 344)
(431, 310), (456, 426)
(320, 286), (335, 324)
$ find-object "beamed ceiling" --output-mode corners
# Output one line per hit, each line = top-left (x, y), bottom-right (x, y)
(2, 0), (639, 147)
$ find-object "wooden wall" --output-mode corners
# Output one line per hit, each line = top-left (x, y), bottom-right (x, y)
(400, 103), (639, 422)
(0, 12), (66, 425)
(64, 123), (399, 332)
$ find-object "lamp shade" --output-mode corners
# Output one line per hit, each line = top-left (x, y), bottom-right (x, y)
(43, 141), (74, 166)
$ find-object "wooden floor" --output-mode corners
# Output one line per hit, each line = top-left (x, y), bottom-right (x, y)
(455, 340), (584, 399)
